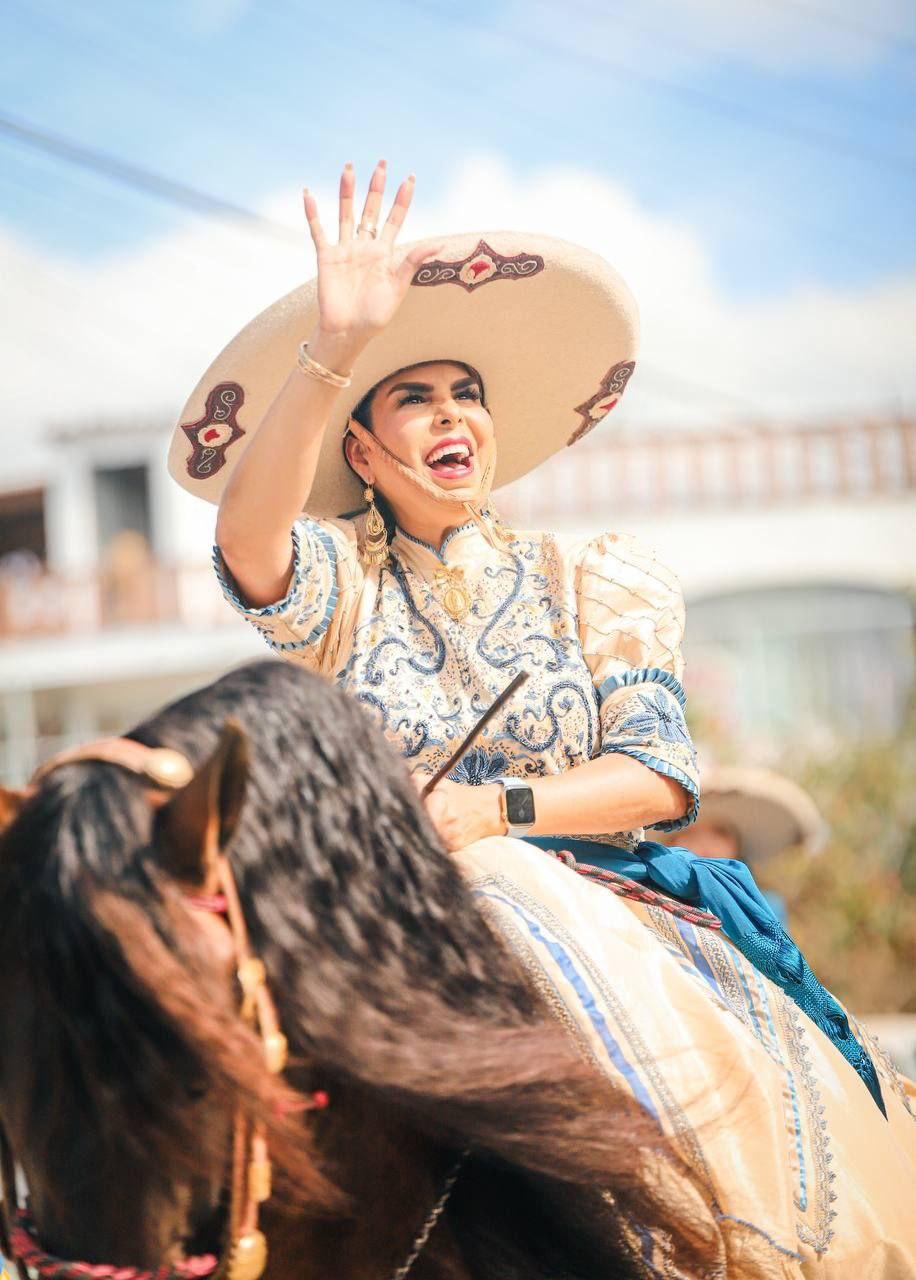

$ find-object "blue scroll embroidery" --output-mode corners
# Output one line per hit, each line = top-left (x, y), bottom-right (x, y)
(476, 556), (569, 673)
(506, 681), (596, 758)
(362, 556), (447, 686)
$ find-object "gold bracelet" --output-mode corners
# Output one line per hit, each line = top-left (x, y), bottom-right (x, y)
(296, 341), (353, 388)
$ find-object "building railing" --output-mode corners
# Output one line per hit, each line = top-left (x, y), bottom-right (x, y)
(501, 417), (916, 523)
(2, 419), (913, 640)
(0, 559), (231, 640)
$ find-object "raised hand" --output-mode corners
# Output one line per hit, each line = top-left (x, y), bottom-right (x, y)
(303, 161), (442, 349)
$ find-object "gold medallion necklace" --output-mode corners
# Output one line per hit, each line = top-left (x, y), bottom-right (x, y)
(433, 565), (472, 622)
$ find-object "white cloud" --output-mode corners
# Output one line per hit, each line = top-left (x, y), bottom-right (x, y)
(2, 154), (914, 487)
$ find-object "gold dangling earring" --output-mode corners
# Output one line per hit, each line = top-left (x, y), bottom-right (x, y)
(362, 484), (390, 569)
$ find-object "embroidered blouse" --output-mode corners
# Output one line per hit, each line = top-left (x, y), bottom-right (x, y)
(213, 516), (700, 848)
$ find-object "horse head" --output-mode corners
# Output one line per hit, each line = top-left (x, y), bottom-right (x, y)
(0, 662), (710, 1280)
(0, 715), (329, 1270)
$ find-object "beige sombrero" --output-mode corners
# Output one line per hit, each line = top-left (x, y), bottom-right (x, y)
(700, 767), (828, 863)
(168, 231), (639, 517)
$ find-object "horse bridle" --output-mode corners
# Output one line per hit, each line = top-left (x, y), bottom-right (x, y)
(0, 738), (289, 1280)
(0, 738), (463, 1280)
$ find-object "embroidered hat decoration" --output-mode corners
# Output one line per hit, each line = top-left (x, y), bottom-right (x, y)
(168, 231), (639, 517)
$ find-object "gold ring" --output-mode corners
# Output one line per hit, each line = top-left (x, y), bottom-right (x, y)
(358, 222), (378, 238)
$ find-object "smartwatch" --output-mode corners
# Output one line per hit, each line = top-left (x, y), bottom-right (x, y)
(494, 776), (536, 837)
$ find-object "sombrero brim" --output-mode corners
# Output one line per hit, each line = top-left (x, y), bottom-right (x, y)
(167, 231), (638, 517)
(699, 768), (828, 863)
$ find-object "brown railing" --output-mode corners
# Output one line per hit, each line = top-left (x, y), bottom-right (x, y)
(501, 417), (916, 523)
(0, 561), (232, 640)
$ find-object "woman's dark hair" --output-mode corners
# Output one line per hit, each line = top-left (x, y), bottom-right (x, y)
(341, 360), (486, 531)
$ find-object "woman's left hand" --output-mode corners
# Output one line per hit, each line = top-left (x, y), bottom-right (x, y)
(418, 778), (505, 852)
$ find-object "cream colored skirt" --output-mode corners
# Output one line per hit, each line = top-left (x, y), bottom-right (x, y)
(455, 837), (916, 1280)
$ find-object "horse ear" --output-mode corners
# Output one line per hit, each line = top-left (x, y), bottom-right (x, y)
(155, 720), (249, 889)
(0, 787), (31, 835)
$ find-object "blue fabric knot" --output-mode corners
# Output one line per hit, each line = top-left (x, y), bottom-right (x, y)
(827, 1011), (851, 1041)
(634, 841), (885, 1116)
(526, 835), (886, 1116)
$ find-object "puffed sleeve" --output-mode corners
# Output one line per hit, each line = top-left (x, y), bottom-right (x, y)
(212, 516), (363, 674)
(575, 532), (699, 832)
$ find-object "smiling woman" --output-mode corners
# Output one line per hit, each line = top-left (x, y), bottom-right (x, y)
(343, 360), (493, 545)
(167, 160), (889, 1135)
(169, 160), (686, 859)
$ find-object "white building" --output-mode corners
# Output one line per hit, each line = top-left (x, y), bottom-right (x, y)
(502, 416), (916, 756)
(0, 419), (261, 782)
(0, 414), (913, 783)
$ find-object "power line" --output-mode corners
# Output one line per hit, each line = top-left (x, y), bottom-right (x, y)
(3, 0), (899, 265)
(257, 0), (896, 264)
(238, 0), (898, 260)
(0, 113), (301, 243)
(406, 0), (916, 177)
(0, 108), (760, 419)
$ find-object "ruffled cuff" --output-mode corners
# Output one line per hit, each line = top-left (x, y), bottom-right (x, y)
(598, 667), (699, 832)
(212, 519), (339, 653)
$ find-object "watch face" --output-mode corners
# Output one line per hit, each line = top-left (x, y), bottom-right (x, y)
(506, 785), (536, 827)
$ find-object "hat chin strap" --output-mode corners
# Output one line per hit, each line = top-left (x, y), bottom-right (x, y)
(346, 418), (506, 547)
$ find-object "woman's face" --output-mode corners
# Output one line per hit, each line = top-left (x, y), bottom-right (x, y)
(347, 360), (495, 501)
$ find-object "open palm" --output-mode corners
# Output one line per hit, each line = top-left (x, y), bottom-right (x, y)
(303, 162), (441, 342)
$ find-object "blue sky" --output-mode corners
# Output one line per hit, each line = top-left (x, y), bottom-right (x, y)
(2, 0), (915, 301)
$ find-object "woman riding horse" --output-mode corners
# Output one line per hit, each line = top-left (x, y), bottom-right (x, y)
(163, 163), (916, 1272)
(171, 160), (881, 1103)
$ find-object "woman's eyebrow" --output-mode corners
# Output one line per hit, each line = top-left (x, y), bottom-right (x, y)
(386, 380), (434, 396)
(385, 376), (479, 397)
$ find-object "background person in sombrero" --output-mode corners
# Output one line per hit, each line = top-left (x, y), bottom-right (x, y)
(183, 162), (884, 1109)
(211, 159), (696, 856)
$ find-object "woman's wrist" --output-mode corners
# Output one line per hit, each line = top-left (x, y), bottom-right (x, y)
(307, 326), (372, 374)
(527, 757), (688, 838)
(477, 783), (507, 839)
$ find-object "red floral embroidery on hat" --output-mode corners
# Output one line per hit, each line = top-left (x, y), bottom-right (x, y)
(568, 360), (636, 446)
(412, 239), (545, 292)
(181, 382), (246, 480)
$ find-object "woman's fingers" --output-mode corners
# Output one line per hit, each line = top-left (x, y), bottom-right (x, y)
(338, 163), (355, 242)
(357, 159), (387, 236)
(380, 174), (415, 244)
(396, 241), (444, 289)
(302, 189), (327, 251)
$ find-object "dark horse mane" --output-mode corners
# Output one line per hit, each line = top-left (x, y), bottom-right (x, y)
(0, 661), (714, 1277)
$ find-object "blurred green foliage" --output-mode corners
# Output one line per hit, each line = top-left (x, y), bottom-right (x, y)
(700, 698), (916, 1013)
